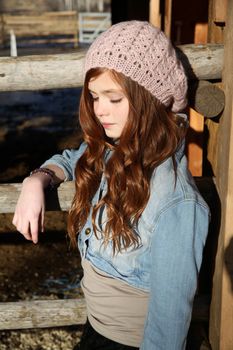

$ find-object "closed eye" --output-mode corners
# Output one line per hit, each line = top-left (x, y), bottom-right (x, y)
(110, 98), (122, 103)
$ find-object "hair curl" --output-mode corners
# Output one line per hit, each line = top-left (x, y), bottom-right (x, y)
(67, 68), (187, 253)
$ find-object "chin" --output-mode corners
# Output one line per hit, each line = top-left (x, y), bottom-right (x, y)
(105, 131), (120, 138)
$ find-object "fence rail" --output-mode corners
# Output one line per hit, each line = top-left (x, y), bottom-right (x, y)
(0, 299), (86, 330)
(0, 44), (224, 91)
(0, 182), (75, 214)
(0, 293), (209, 330)
(0, 11), (79, 48)
(79, 12), (111, 43)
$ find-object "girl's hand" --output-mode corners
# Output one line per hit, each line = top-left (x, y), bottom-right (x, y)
(12, 175), (49, 244)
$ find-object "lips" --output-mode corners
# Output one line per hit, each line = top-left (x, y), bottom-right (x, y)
(102, 123), (115, 129)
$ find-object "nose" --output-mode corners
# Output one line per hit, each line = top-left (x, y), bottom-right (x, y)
(94, 98), (108, 118)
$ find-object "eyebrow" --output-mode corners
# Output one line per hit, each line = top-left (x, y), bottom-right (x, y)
(89, 88), (123, 94)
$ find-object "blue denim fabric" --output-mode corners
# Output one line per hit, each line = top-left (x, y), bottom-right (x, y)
(42, 142), (210, 350)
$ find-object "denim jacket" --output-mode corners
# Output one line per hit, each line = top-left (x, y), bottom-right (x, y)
(42, 142), (210, 350)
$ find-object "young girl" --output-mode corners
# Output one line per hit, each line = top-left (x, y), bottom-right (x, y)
(13, 21), (210, 350)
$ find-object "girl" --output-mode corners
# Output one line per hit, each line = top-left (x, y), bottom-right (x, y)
(13, 21), (210, 350)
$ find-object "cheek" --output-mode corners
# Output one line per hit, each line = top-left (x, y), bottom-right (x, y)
(93, 102), (98, 115)
(121, 106), (129, 126)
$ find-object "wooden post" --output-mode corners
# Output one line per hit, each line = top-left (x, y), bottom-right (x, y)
(187, 22), (208, 176)
(149, 0), (161, 28)
(10, 29), (17, 57)
(209, 0), (233, 349)
(208, 0), (227, 44)
(164, 0), (172, 38)
(186, 109), (204, 176)
(205, 0), (227, 177)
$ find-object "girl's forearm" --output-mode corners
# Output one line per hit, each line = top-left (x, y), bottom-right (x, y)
(27, 164), (66, 189)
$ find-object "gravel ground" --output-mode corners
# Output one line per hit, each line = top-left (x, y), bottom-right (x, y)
(0, 327), (83, 350)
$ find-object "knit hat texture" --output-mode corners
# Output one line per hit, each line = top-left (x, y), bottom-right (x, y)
(84, 21), (187, 112)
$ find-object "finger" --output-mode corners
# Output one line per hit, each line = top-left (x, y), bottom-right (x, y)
(30, 219), (39, 244)
(12, 213), (18, 227)
(40, 209), (45, 233)
(20, 221), (32, 241)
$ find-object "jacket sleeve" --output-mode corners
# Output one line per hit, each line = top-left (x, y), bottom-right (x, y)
(140, 200), (209, 350)
(41, 143), (87, 181)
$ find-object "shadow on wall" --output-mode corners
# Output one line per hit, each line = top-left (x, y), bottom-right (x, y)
(225, 237), (233, 294)
(196, 178), (221, 295)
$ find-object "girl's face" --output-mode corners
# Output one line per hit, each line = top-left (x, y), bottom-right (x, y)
(88, 70), (129, 139)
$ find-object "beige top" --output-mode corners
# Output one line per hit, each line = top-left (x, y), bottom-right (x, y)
(81, 259), (149, 347)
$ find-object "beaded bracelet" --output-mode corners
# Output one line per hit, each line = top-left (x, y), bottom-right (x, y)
(30, 167), (55, 189)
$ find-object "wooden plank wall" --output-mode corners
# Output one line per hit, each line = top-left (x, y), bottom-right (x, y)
(187, 22), (208, 177)
(209, 0), (233, 349)
(205, 0), (227, 176)
(208, 0), (227, 43)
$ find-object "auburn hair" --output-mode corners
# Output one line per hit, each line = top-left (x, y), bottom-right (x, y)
(67, 68), (187, 253)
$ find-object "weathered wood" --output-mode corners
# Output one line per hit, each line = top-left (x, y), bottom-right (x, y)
(1, 11), (78, 38)
(149, 0), (161, 28)
(176, 43), (224, 81)
(0, 182), (75, 214)
(208, 0), (226, 44)
(187, 108), (204, 176)
(0, 51), (86, 91)
(0, 11), (78, 47)
(0, 292), (208, 331)
(0, 0), (62, 14)
(0, 44), (224, 92)
(212, 0), (227, 24)
(0, 178), (213, 215)
(209, 0), (233, 349)
(0, 298), (86, 330)
(189, 80), (225, 118)
(164, 0), (172, 38)
(186, 22), (208, 177)
(194, 23), (208, 45)
(205, 116), (219, 176)
(204, 82), (223, 175)
(78, 12), (111, 44)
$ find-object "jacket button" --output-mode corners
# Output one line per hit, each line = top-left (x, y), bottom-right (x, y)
(85, 228), (91, 235)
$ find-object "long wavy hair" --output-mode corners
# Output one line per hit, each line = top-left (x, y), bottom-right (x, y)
(67, 68), (187, 253)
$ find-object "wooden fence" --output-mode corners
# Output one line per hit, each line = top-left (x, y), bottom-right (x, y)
(0, 44), (223, 91)
(0, 11), (79, 48)
(78, 12), (111, 43)
(0, 44), (223, 330)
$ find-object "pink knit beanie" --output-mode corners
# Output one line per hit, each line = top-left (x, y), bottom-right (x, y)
(84, 21), (188, 113)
